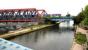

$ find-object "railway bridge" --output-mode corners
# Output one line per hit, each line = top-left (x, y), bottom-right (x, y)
(0, 8), (47, 22)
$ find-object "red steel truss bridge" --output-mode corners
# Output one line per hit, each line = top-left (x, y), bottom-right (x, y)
(0, 8), (47, 22)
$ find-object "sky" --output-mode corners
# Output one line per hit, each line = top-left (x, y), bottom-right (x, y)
(0, 0), (88, 16)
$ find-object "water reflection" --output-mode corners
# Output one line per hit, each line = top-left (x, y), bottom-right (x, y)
(10, 21), (74, 50)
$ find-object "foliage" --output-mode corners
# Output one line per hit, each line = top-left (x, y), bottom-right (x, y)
(81, 18), (88, 26)
(75, 32), (87, 45)
(66, 13), (71, 17)
(74, 5), (88, 26)
(74, 11), (85, 25)
(80, 5), (88, 27)
(84, 5), (88, 17)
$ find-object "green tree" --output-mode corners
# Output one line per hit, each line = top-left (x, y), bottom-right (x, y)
(81, 18), (88, 26)
(66, 13), (70, 17)
(81, 5), (88, 26)
(84, 5), (88, 17)
(74, 11), (85, 25)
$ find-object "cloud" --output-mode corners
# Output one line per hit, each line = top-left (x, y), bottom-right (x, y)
(0, 0), (88, 16)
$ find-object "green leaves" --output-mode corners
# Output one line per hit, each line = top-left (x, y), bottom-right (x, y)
(81, 5), (88, 26)
(84, 5), (88, 17)
(75, 5), (88, 26)
(74, 11), (85, 24)
(82, 18), (88, 26)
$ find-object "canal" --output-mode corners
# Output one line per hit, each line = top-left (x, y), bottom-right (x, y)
(10, 21), (74, 50)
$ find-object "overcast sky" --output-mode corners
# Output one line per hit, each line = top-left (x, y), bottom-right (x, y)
(0, 0), (88, 16)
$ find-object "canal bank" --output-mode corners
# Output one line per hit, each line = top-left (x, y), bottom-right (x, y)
(71, 26), (88, 50)
(0, 24), (54, 39)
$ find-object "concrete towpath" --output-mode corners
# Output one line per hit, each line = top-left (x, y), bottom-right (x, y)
(0, 24), (53, 39)
(71, 26), (88, 50)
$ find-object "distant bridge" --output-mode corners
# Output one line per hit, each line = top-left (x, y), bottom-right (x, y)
(45, 16), (73, 22)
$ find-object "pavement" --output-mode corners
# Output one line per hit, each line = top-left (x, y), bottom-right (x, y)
(71, 26), (88, 50)
(71, 40), (84, 50)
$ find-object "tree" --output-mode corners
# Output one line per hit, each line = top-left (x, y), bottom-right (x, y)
(82, 18), (88, 26)
(74, 11), (85, 25)
(84, 5), (88, 17)
(66, 12), (71, 17)
(81, 5), (88, 27)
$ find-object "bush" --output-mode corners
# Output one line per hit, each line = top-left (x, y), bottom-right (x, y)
(75, 32), (87, 45)
(81, 17), (88, 26)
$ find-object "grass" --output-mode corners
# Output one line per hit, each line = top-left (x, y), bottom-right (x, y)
(75, 32), (87, 45)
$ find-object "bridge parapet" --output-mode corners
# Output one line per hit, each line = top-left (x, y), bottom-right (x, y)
(45, 16), (73, 19)
(46, 16), (73, 22)
(0, 38), (33, 50)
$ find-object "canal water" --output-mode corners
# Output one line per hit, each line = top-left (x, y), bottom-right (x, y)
(10, 21), (74, 50)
